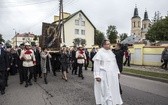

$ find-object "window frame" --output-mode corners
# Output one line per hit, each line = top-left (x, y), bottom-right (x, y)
(75, 29), (79, 35)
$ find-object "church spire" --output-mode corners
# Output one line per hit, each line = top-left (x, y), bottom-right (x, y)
(143, 9), (149, 20)
(132, 5), (140, 18)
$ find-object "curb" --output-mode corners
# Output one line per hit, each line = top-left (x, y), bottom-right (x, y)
(122, 72), (168, 83)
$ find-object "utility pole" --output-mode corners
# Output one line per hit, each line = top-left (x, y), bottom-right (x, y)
(58, 0), (65, 44)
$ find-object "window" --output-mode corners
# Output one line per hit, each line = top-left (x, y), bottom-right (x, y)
(133, 22), (135, 28)
(81, 30), (85, 35)
(75, 29), (79, 34)
(81, 21), (85, 26)
(79, 13), (82, 18)
(75, 20), (79, 25)
(144, 24), (146, 28)
(138, 21), (140, 27)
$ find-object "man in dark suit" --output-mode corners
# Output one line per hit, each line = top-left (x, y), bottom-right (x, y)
(17, 43), (25, 84)
(32, 45), (41, 82)
(71, 47), (77, 75)
(90, 48), (97, 71)
(0, 42), (10, 95)
(113, 43), (125, 95)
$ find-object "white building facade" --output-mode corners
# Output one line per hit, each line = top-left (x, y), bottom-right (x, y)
(54, 10), (96, 48)
(11, 32), (39, 47)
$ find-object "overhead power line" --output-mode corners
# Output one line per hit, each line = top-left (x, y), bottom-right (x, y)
(0, 0), (59, 8)
(27, 0), (77, 31)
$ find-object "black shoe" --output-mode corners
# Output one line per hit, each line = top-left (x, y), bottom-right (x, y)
(29, 82), (32, 86)
(5, 84), (8, 87)
(54, 73), (56, 76)
(82, 76), (84, 79)
(25, 84), (28, 87)
(34, 79), (37, 82)
(20, 82), (23, 84)
(1, 90), (5, 95)
(44, 78), (48, 84)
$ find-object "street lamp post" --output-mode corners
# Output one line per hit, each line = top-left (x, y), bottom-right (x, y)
(13, 29), (17, 46)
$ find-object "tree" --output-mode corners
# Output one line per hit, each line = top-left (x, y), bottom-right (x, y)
(0, 34), (5, 43)
(106, 25), (118, 43)
(33, 35), (38, 41)
(120, 33), (128, 41)
(95, 30), (105, 47)
(73, 38), (86, 47)
(146, 17), (168, 42)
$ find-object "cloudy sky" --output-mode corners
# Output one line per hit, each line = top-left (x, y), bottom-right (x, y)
(0, 0), (167, 40)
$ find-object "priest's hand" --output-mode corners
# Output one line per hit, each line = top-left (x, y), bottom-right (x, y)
(95, 77), (101, 82)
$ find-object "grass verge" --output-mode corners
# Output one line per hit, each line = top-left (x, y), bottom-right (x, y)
(123, 68), (168, 80)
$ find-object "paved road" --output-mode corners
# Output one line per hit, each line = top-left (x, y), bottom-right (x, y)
(0, 69), (168, 105)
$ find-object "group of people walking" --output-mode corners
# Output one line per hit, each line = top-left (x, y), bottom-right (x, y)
(0, 38), (136, 105)
(0, 41), (99, 95)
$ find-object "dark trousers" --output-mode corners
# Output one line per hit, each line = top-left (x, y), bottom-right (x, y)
(161, 59), (168, 69)
(18, 65), (24, 83)
(0, 71), (6, 92)
(34, 64), (41, 80)
(124, 57), (130, 66)
(85, 60), (89, 70)
(5, 71), (9, 86)
(78, 63), (83, 77)
(72, 60), (77, 74)
(23, 67), (34, 84)
(91, 61), (94, 71)
(119, 83), (122, 94)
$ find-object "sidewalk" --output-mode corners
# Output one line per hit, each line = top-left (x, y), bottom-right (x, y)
(123, 65), (168, 83)
(123, 65), (168, 74)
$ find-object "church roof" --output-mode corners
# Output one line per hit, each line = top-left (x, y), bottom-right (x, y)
(132, 6), (140, 19)
(143, 10), (150, 21)
(121, 35), (142, 44)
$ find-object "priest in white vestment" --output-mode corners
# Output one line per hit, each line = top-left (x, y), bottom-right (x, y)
(92, 39), (123, 105)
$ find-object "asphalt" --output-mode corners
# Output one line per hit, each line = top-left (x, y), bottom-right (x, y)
(0, 68), (168, 105)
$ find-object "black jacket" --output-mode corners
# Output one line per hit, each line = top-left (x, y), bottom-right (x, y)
(34, 49), (41, 65)
(0, 48), (9, 71)
(113, 49), (124, 72)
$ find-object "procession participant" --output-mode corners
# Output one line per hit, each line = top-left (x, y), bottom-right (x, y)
(84, 48), (89, 70)
(92, 39), (123, 105)
(71, 47), (77, 75)
(0, 42), (10, 95)
(113, 43), (125, 94)
(40, 47), (52, 84)
(60, 48), (69, 81)
(10, 48), (18, 75)
(76, 45), (86, 79)
(32, 44), (41, 81)
(20, 42), (36, 87)
(17, 43), (25, 84)
(90, 47), (97, 71)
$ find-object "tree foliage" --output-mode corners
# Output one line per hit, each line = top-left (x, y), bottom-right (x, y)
(119, 33), (128, 41)
(0, 34), (5, 43)
(73, 38), (86, 47)
(33, 35), (38, 41)
(106, 25), (118, 44)
(94, 30), (105, 47)
(146, 17), (168, 42)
